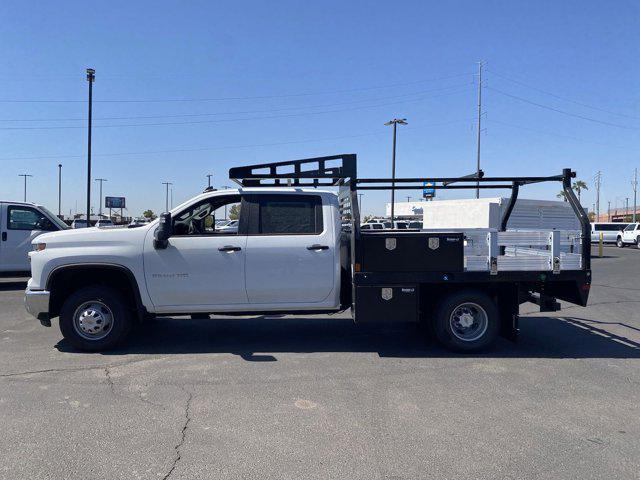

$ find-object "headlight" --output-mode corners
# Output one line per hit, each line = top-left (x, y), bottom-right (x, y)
(33, 243), (46, 252)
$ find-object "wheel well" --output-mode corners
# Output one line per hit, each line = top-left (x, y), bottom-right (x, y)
(47, 265), (144, 320)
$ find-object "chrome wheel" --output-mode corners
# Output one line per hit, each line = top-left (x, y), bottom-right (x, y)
(72, 301), (114, 341)
(449, 302), (488, 342)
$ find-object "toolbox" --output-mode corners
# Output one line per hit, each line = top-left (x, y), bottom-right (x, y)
(359, 232), (464, 272)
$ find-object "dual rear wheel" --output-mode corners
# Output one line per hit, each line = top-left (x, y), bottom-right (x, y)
(429, 290), (499, 352)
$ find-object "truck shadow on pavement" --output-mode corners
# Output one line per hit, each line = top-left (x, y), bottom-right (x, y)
(56, 314), (640, 359)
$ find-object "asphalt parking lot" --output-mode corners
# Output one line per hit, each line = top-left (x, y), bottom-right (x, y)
(1, 246), (639, 480)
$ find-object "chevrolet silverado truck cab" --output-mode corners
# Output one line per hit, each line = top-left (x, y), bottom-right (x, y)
(25, 154), (591, 352)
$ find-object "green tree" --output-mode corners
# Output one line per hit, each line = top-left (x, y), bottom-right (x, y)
(229, 204), (241, 220)
(556, 191), (567, 202)
(142, 209), (157, 220)
(573, 180), (588, 203)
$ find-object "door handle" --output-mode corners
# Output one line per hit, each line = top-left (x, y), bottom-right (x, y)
(307, 244), (329, 251)
(218, 245), (241, 252)
(1, 232), (6, 241)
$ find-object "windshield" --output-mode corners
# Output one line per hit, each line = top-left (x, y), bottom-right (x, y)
(624, 224), (635, 231)
(40, 206), (69, 229)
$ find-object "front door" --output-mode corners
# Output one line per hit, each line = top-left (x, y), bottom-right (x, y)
(143, 195), (248, 310)
(1, 204), (57, 272)
(244, 194), (335, 305)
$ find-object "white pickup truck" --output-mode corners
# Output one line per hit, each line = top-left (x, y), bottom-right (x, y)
(616, 222), (640, 248)
(1, 201), (68, 273)
(25, 155), (592, 352)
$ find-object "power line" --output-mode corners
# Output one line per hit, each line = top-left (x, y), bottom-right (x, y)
(0, 83), (472, 123)
(0, 72), (474, 104)
(486, 86), (640, 130)
(0, 118), (472, 162)
(0, 88), (473, 131)
(487, 68), (640, 120)
(485, 118), (636, 150)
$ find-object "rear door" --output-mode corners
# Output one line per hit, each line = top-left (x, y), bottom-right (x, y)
(244, 193), (335, 305)
(1, 205), (57, 272)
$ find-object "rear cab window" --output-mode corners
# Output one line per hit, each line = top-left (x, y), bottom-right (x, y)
(246, 194), (324, 235)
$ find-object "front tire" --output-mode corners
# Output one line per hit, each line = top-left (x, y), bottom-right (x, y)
(434, 290), (499, 352)
(59, 286), (133, 351)
(617, 237), (625, 248)
(637, 236), (640, 249)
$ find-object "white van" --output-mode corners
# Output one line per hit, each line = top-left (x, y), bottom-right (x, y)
(0, 201), (68, 273)
(590, 222), (628, 243)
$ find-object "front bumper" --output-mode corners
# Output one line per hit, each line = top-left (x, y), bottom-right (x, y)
(24, 288), (51, 326)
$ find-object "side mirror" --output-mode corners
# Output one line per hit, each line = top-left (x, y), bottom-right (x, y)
(153, 213), (173, 249)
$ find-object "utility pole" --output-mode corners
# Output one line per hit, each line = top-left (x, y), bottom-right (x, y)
(170, 187), (173, 209)
(18, 174), (33, 202)
(57, 164), (62, 217)
(626, 197), (629, 220)
(475, 61), (484, 199)
(162, 182), (173, 212)
(206, 174), (213, 188)
(608, 200), (611, 222)
(594, 171), (602, 220)
(406, 196), (411, 202)
(633, 168), (638, 222)
(384, 118), (408, 227)
(86, 68), (95, 227)
(95, 178), (107, 216)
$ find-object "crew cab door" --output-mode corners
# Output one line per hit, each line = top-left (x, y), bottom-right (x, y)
(143, 194), (249, 310)
(243, 193), (336, 305)
(0, 204), (58, 272)
(622, 223), (638, 242)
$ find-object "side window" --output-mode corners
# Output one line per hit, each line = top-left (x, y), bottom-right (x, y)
(256, 195), (323, 235)
(172, 195), (242, 236)
(8, 206), (54, 231)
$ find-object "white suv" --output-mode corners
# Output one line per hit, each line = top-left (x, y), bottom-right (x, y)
(617, 223), (640, 248)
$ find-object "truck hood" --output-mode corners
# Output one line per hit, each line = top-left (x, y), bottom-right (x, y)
(33, 225), (153, 247)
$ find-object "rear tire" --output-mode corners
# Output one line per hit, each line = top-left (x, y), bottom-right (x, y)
(637, 236), (640, 249)
(59, 286), (133, 351)
(434, 290), (499, 352)
(617, 237), (625, 248)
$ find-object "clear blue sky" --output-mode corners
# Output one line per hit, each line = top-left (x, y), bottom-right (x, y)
(1, 0), (638, 217)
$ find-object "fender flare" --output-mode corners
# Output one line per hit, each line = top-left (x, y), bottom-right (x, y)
(46, 263), (148, 321)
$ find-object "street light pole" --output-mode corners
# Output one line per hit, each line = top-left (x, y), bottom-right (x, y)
(95, 178), (107, 216)
(57, 164), (62, 217)
(384, 118), (407, 228)
(18, 174), (33, 202)
(475, 61), (484, 199)
(222, 185), (229, 219)
(86, 68), (95, 227)
(633, 168), (638, 223)
(162, 182), (173, 212)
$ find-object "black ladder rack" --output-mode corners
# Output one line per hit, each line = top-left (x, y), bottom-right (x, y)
(229, 154), (357, 187)
(227, 153), (590, 271)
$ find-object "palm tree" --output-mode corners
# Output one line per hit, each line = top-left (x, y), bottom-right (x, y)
(573, 180), (588, 204)
(556, 191), (567, 202)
